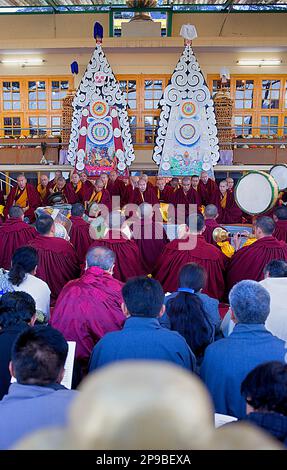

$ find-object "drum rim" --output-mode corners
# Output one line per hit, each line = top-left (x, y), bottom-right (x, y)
(235, 170), (278, 215)
(270, 164), (287, 191)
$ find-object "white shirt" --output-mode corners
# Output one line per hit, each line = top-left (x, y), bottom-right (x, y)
(13, 273), (51, 321)
(260, 277), (287, 342)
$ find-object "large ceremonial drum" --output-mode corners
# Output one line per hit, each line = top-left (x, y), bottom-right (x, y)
(235, 171), (279, 215)
(270, 164), (287, 191)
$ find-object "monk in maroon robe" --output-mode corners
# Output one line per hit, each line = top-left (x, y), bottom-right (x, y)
(203, 204), (221, 246)
(131, 203), (169, 275)
(154, 178), (174, 203)
(84, 178), (111, 213)
(124, 176), (139, 205)
(226, 216), (287, 292)
(28, 214), (80, 304)
(37, 174), (49, 206)
(89, 212), (144, 282)
(211, 180), (242, 224)
(47, 170), (63, 193)
(198, 171), (218, 206)
(131, 178), (159, 206)
(0, 206), (36, 270)
(65, 173), (84, 204)
(154, 214), (225, 300)
(103, 171), (127, 208)
(4, 174), (41, 223)
(49, 176), (78, 205)
(170, 177), (201, 224)
(70, 203), (92, 265)
(79, 171), (94, 203)
(51, 246), (125, 372)
(273, 206), (287, 243)
(226, 177), (235, 192)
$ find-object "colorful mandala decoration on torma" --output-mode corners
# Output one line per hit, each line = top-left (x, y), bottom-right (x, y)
(68, 23), (135, 176)
(152, 24), (219, 177)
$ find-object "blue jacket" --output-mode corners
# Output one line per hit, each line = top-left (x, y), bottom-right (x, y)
(89, 316), (196, 372)
(200, 323), (287, 419)
(0, 383), (77, 450)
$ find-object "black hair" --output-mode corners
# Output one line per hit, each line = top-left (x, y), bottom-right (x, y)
(11, 325), (68, 385)
(255, 216), (275, 236)
(241, 361), (287, 415)
(8, 246), (38, 286)
(179, 263), (207, 292)
(187, 213), (205, 233)
(122, 277), (164, 318)
(0, 291), (36, 329)
(71, 203), (85, 217)
(274, 205), (287, 220)
(264, 259), (287, 278)
(35, 214), (54, 235)
(8, 206), (24, 219)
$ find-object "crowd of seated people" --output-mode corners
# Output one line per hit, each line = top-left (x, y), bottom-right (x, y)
(0, 169), (287, 449)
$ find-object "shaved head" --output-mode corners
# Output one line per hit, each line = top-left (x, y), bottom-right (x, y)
(204, 204), (218, 220)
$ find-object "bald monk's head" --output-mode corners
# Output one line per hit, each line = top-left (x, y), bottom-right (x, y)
(94, 178), (104, 193)
(13, 361), (283, 449)
(170, 177), (179, 189)
(8, 206), (24, 220)
(79, 172), (88, 183)
(109, 171), (118, 183)
(40, 174), (49, 188)
(156, 178), (166, 191)
(182, 177), (191, 194)
(273, 205), (287, 222)
(219, 180), (228, 195)
(226, 177), (234, 190)
(254, 216), (275, 240)
(56, 177), (66, 191)
(204, 204), (218, 221)
(200, 171), (209, 185)
(35, 214), (55, 237)
(130, 176), (139, 188)
(71, 173), (80, 185)
(71, 203), (85, 217)
(138, 178), (147, 193)
(17, 174), (27, 191)
(86, 246), (115, 273)
(191, 175), (200, 190)
(100, 172), (109, 187)
(55, 170), (62, 180)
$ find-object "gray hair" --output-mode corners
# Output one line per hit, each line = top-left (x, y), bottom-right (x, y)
(229, 280), (270, 324)
(9, 205), (24, 218)
(204, 204), (218, 219)
(86, 246), (116, 271)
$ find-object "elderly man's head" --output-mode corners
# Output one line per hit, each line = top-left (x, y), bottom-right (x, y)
(71, 173), (80, 185)
(229, 280), (270, 325)
(17, 174), (27, 191)
(56, 177), (66, 191)
(254, 216), (275, 239)
(40, 174), (49, 187)
(94, 179), (104, 193)
(156, 178), (166, 191)
(204, 204), (218, 220)
(138, 178), (147, 193)
(201, 171), (209, 185)
(182, 177), (191, 194)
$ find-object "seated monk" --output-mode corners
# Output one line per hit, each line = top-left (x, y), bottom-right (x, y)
(79, 171), (94, 202)
(168, 177), (180, 192)
(203, 204), (221, 246)
(226, 216), (287, 291)
(154, 214), (226, 300)
(51, 246), (125, 373)
(0, 206), (37, 270)
(89, 211), (144, 282)
(4, 174), (41, 223)
(211, 180), (242, 224)
(66, 172), (83, 204)
(226, 177), (235, 192)
(125, 176), (139, 204)
(28, 214), (80, 304)
(198, 171), (218, 206)
(131, 178), (159, 207)
(154, 178), (174, 204)
(84, 178), (111, 213)
(37, 174), (49, 206)
(131, 203), (169, 275)
(69, 203), (93, 265)
(52, 176), (78, 205)
(105, 170), (127, 208)
(273, 206), (287, 243)
(47, 170), (63, 193)
(141, 173), (154, 191)
(170, 177), (201, 224)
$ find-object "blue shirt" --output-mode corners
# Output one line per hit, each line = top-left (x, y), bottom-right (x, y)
(200, 323), (287, 419)
(0, 383), (77, 450)
(89, 316), (196, 372)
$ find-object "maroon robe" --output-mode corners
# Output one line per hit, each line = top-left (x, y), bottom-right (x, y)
(81, 180), (95, 205)
(89, 229), (144, 282)
(0, 218), (37, 270)
(154, 235), (225, 300)
(65, 182), (83, 204)
(87, 189), (112, 212)
(47, 178), (57, 192)
(4, 184), (41, 222)
(170, 188), (201, 224)
(273, 220), (287, 243)
(51, 266), (125, 371)
(226, 236), (287, 291)
(198, 179), (218, 206)
(28, 235), (80, 304)
(154, 186), (174, 204)
(211, 190), (242, 224)
(37, 186), (49, 206)
(131, 187), (159, 207)
(125, 184), (137, 205)
(69, 216), (93, 265)
(131, 218), (169, 274)
(203, 218), (221, 246)
(106, 178), (127, 208)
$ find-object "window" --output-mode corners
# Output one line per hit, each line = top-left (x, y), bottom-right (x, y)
(284, 116), (287, 135)
(261, 79), (281, 109)
(144, 116), (159, 143)
(119, 80), (137, 110)
(235, 80), (254, 109)
(260, 116), (278, 135)
(28, 80), (47, 110)
(29, 116), (47, 136)
(2, 82), (20, 111)
(3, 116), (21, 136)
(51, 80), (69, 110)
(129, 116), (137, 143)
(234, 116), (253, 136)
(51, 116), (61, 136)
(144, 80), (163, 110)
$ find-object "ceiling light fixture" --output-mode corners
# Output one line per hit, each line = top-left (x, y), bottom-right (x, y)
(237, 59), (281, 66)
(0, 58), (44, 65)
